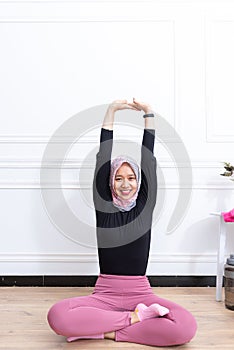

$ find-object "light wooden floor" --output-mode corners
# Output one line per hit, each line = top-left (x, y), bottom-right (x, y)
(1, 287), (233, 350)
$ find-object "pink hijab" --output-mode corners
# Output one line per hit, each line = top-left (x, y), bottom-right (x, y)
(109, 156), (141, 212)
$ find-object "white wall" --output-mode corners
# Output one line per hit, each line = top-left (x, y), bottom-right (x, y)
(0, 0), (234, 276)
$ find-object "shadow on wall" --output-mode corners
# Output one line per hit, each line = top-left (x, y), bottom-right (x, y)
(178, 217), (219, 253)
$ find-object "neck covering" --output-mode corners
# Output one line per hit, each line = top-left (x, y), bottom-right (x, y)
(109, 156), (141, 212)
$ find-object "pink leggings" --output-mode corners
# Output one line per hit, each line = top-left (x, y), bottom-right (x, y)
(47, 274), (197, 347)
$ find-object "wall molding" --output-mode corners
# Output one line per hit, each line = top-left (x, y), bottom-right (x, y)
(0, 5), (176, 141)
(0, 134), (180, 144)
(0, 159), (232, 189)
(205, 18), (234, 143)
(0, 253), (98, 263)
(0, 253), (227, 279)
(0, 1), (231, 4)
(1, 183), (232, 189)
(0, 158), (229, 168)
(0, 252), (219, 263)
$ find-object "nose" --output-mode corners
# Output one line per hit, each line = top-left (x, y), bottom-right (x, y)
(121, 179), (130, 188)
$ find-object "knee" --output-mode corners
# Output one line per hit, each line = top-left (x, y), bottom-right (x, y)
(171, 311), (197, 345)
(47, 300), (69, 336)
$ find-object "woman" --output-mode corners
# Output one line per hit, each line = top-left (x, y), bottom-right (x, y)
(47, 98), (197, 347)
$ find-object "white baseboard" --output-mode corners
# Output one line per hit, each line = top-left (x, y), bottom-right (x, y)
(0, 252), (221, 275)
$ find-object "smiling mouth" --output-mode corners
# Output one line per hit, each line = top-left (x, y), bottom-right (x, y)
(121, 190), (131, 195)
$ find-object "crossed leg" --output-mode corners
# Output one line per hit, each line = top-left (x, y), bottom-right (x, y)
(47, 293), (131, 337)
(47, 292), (197, 347)
(115, 293), (197, 347)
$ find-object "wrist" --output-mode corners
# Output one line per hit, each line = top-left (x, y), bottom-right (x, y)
(108, 104), (117, 113)
(144, 109), (153, 114)
(143, 113), (154, 119)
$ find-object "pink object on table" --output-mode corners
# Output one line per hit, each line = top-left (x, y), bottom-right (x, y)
(222, 208), (234, 222)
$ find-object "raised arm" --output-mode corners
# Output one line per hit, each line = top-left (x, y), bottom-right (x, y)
(93, 100), (140, 207)
(129, 98), (157, 209)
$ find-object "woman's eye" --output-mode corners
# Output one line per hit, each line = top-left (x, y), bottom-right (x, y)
(115, 177), (135, 181)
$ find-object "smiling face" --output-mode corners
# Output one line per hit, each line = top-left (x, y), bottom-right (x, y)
(114, 162), (138, 200)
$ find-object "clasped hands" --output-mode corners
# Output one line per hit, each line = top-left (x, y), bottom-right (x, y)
(109, 98), (153, 114)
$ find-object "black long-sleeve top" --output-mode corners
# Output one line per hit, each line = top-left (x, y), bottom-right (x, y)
(93, 128), (157, 275)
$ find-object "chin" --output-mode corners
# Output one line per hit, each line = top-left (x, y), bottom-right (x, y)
(118, 193), (135, 200)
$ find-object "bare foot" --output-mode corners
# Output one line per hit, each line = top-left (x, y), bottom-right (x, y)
(104, 310), (140, 340)
(130, 311), (140, 324)
(104, 331), (115, 340)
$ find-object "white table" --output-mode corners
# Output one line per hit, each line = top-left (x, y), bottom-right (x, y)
(210, 212), (230, 301)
